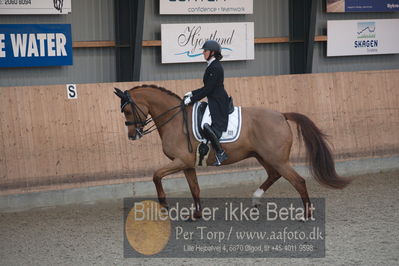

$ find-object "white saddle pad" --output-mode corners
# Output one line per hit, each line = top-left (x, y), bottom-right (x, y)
(192, 101), (242, 143)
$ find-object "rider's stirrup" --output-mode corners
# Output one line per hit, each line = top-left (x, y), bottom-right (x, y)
(214, 151), (228, 166)
(203, 123), (228, 166)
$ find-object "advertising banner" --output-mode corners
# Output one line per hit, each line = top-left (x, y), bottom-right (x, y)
(0, 24), (73, 68)
(160, 0), (253, 15)
(326, 0), (399, 13)
(327, 19), (399, 56)
(161, 22), (254, 64)
(0, 0), (71, 15)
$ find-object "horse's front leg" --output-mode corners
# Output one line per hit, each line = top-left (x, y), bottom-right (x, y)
(183, 168), (202, 219)
(153, 158), (186, 209)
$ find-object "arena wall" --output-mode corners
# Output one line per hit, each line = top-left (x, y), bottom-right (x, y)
(0, 69), (398, 195)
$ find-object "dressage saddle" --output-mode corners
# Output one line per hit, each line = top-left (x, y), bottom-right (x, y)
(197, 97), (234, 139)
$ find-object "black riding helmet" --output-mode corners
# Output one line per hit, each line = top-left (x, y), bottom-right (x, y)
(201, 40), (221, 52)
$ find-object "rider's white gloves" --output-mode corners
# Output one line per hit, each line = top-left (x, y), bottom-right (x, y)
(184, 96), (192, 105)
(184, 91), (193, 97)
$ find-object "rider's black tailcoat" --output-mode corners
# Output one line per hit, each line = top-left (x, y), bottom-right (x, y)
(190, 59), (229, 135)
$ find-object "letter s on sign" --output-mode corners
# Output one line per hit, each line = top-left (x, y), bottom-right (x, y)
(67, 84), (78, 99)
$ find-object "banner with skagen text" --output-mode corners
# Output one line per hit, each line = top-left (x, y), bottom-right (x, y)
(161, 22), (254, 64)
(160, 0), (253, 15)
(0, 0), (71, 15)
(327, 19), (399, 56)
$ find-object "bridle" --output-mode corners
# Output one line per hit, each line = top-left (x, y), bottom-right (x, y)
(121, 90), (149, 139)
(119, 90), (193, 152)
(120, 90), (187, 143)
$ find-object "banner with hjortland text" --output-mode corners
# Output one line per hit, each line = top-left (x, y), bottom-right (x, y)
(161, 22), (254, 64)
(0, 24), (73, 68)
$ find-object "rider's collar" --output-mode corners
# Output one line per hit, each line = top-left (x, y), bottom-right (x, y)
(207, 57), (216, 66)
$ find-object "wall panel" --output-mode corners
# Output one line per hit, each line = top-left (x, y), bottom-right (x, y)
(0, 70), (398, 195)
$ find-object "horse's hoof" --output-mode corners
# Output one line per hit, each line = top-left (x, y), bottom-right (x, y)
(186, 215), (201, 222)
(252, 198), (262, 208)
(193, 211), (202, 219)
(298, 214), (313, 222)
(158, 198), (169, 210)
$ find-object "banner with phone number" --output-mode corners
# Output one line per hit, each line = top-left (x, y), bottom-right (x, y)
(0, 0), (71, 14)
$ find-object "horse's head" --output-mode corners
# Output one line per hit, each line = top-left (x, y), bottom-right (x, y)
(114, 88), (149, 140)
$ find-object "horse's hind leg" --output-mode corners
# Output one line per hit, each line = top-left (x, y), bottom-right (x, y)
(252, 157), (281, 206)
(183, 168), (202, 219)
(257, 157), (282, 192)
(274, 163), (313, 219)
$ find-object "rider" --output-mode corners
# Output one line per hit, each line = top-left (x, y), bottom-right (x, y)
(183, 40), (229, 166)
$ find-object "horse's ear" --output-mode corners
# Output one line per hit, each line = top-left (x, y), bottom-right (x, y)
(114, 88), (124, 99)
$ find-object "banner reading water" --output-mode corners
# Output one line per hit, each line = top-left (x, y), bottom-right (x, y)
(0, 24), (73, 68)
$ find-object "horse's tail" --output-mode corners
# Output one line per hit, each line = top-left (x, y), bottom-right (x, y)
(283, 112), (350, 189)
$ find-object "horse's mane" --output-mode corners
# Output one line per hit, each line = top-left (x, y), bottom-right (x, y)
(131, 84), (182, 100)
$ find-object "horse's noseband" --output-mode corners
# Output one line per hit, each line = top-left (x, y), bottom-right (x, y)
(125, 120), (145, 127)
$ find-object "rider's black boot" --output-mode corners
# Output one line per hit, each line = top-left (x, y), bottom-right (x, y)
(203, 124), (228, 166)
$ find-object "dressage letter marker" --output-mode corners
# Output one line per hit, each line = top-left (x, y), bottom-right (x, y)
(66, 84), (77, 99)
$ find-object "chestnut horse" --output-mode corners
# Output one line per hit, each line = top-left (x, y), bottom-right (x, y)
(114, 85), (350, 219)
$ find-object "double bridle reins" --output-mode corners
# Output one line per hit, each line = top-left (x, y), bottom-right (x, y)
(121, 90), (193, 152)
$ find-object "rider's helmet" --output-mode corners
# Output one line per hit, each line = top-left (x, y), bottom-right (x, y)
(201, 40), (221, 53)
